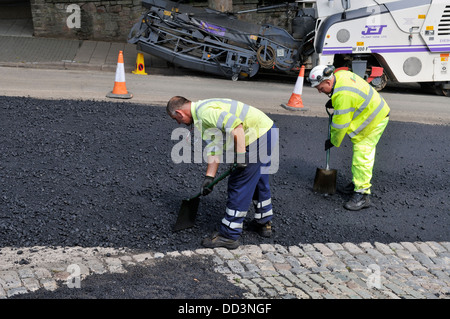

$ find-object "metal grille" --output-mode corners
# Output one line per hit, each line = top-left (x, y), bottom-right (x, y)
(438, 5), (450, 35)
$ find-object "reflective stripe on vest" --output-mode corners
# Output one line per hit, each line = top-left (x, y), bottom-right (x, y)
(349, 98), (385, 138)
(195, 99), (250, 130)
(195, 98), (230, 113)
(332, 84), (385, 139)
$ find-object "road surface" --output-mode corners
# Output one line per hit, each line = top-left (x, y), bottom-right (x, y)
(0, 67), (448, 125)
(0, 67), (449, 301)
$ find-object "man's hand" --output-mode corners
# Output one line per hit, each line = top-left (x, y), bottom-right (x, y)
(325, 139), (334, 151)
(201, 176), (214, 196)
(325, 99), (333, 109)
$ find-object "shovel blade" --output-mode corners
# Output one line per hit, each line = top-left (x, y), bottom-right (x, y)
(313, 167), (337, 194)
(173, 197), (200, 232)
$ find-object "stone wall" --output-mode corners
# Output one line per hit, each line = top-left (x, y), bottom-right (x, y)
(29, 0), (296, 41)
(233, 0), (297, 34)
(30, 0), (144, 41)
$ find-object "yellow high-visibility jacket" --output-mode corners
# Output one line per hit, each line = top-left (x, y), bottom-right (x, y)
(191, 98), (273, 156)
(330, 70), (390, 147)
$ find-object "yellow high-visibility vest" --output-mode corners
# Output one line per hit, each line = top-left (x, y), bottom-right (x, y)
(191, 98), (273, 156)
(330, 70), (390, 147)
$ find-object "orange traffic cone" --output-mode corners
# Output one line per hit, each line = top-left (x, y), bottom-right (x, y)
(107, 51), (132, 99)
(281, 65), (307, 111)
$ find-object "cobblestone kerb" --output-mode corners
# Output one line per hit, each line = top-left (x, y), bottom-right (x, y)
(1, 241), (449, 299)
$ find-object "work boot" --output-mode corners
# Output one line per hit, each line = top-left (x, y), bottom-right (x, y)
(344, 192), (371, 211)
(246, 220), (272, 238)
(201, 232), (240, 250)
(256, 221), (272, 238)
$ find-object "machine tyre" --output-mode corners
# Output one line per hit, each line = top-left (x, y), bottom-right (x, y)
(370, 72), (388, 92)
(436, 83), (450, 97)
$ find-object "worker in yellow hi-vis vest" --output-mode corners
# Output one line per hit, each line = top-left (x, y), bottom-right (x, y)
(309, 65), (390, 211)
(167, 96), (278, 249)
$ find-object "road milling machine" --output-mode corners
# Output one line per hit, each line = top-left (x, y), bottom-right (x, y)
(128, 0), (450, 95)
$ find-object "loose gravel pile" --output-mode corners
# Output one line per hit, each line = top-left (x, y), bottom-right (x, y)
(12, 255), (247, 299)
(0, 96), (448, 254)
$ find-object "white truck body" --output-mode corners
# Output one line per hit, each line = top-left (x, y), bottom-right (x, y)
(302, 0), (450, 93)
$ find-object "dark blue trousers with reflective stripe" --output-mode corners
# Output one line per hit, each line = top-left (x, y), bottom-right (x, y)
(219, 125), (278, 240)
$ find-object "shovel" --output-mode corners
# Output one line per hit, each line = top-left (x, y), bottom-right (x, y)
(173, 165), (236, 232)
(313, 108), (337, 194)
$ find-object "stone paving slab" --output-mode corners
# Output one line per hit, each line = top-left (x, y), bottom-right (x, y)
(0, 36), (81, 63)
(0, 241), (449, 299)
(0, 35), (175, 75)
(0, 34), (199, 80)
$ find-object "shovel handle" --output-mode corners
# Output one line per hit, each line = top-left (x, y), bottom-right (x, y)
(188, 164), (237, 200)
(205, 164), (236, 189)
(326, 108), (333, 170)
(326, 149), (330, 170)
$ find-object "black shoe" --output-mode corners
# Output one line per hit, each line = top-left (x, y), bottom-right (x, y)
(201, 232), (240, 249)
(339, 182), (355, 194)
(344, 192), (371, 211)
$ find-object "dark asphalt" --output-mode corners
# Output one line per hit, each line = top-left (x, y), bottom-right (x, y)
(1, 95), (448, 299)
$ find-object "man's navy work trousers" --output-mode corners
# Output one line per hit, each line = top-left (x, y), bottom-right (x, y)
(219, 125), (278, 240)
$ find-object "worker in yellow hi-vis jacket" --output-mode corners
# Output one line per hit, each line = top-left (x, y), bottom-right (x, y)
(309, 65), (390, 211)
(167, 96), (278, 249)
